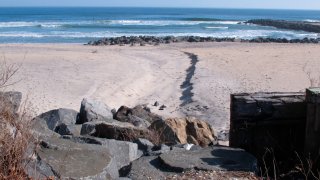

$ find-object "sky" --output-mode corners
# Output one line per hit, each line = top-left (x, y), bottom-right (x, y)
(0, 0), (320, 10)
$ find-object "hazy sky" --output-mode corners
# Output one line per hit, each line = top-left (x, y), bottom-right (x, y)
(1, 0), (320, 10)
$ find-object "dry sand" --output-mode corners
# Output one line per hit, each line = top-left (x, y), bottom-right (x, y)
(1, 42), (320, 133)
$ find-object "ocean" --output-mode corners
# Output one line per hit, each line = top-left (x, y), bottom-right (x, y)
(0, 7), (320, 43)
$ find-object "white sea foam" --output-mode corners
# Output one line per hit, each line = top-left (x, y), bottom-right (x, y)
(304, 19), (320, 23)
(39, 24), (63, 28)
(0, 32), (44, 38)
(213, 21), (241, 25)
(0, 29), (317, 40)
(50, 31), (116, 38)
(205, 26), (229, 29)
(0, 21), (87, 28)
(0, 20), (242, 29)
(105, 20), (241, 26)
(0, 22), (37, 28)
(107, 20), (203, 26)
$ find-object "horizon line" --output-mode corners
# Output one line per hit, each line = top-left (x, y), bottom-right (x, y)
(0, 6), (319, 11)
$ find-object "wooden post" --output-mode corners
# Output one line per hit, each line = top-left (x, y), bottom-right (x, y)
(305, 88), (320, 159)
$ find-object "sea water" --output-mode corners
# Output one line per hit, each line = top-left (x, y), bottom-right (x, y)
(0, 7), (319, 43)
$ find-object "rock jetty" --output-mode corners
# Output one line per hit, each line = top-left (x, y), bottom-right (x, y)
(87, 35), (320, 46)
(247, 19), (320, 33)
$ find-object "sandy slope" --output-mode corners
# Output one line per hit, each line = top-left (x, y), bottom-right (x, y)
(1, 42), (319, 133)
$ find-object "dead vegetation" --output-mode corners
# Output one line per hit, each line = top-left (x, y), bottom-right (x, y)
(0, 60), (34, 179)
(259, 148), (320, 179)
(0, 60), (20, 89)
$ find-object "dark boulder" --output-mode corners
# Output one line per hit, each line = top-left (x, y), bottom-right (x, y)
(81, 121), (148, 141)
(55, 124), (82, 136)
(114, 105), (162, 126)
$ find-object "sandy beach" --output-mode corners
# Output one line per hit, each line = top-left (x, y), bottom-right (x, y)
(1, 42), (320, 132)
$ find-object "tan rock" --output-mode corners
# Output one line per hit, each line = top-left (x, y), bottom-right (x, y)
(186, 118), (216, 147)
(150, 117), (216, 147)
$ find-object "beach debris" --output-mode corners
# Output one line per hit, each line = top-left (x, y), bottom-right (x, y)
(153, 101), (159, 106)
(159, 104), (166, 110)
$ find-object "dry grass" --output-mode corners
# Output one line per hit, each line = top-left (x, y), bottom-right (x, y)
(294, 152), (320, 180)
(0, 60), (20, 89)
(0, 60), (35, 179)
(259, 148), (320, 179)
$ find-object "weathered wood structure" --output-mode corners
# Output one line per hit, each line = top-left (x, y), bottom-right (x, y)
(305, 88), (320, 160)
(229, 92), (307, 160)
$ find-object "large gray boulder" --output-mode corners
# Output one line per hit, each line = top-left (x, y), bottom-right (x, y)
(33, 137), (119, 179)
(78, 98), (113, 124)
(113, 146), (257, 179)
(31, 116), (61, 139)
(159, 146), (257, 172)
(63, 136), (142, 170)
(81, 121), (148, 141)
(35, 108), (78, 135)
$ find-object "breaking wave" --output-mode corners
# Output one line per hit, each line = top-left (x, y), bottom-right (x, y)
(0, 30), (317, 40)
(0, 20), (242, 29)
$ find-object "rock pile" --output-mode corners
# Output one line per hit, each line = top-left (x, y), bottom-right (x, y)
(87, 35), (320, 46)
(1, 92), (258, 179)
(87, 36), (237, 46)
